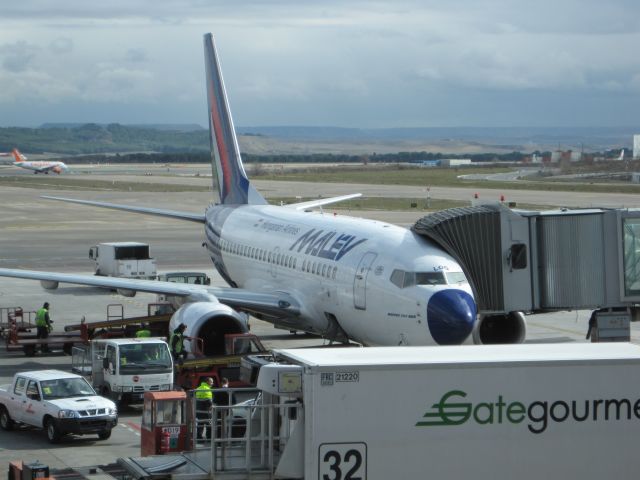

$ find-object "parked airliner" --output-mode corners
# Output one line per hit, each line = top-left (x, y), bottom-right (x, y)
(0, 148), (68, 174)
(0, 34), (525, 354)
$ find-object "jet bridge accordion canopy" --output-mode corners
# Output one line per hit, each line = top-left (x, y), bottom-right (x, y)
(412, 205), (505, 313)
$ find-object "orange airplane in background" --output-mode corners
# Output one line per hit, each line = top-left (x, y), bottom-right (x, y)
(0, 148), (68, 174)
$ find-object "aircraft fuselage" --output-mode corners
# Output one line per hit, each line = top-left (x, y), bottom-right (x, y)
(204, 204), (476, 346)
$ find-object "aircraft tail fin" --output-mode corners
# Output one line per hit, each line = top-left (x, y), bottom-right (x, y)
(619, 149), (625, 161)
(203, 33), (267, 206)
(12, 148), (26, 163)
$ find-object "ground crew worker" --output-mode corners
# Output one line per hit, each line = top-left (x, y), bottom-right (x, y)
(35, 302), (53, 353)
(136, 323), (151, 338)
(195, 377), (214, 439)
(169, 323), (188, 361)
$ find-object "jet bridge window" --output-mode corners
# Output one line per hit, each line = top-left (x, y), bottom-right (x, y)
(623, 217), (640, 297)
(390, 269), (447, 288)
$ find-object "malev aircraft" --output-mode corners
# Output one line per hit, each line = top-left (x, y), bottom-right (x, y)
(0, 34), (526, 354)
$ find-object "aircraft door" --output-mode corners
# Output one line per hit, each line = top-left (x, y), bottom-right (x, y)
(353, 252), (377, 310)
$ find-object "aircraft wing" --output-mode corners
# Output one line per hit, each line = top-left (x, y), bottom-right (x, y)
(285, 193), (362, 211)
(0, 268), (300, 318)
(41, 196), (205, 223)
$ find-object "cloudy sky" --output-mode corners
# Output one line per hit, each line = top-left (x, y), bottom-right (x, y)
(0, 0), (639, 128)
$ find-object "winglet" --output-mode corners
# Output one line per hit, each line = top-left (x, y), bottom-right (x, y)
(203, 34), (266, 206)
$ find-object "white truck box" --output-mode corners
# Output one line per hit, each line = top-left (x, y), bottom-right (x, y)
(256, 343), (640, 479)
(89, 242), (156, 279)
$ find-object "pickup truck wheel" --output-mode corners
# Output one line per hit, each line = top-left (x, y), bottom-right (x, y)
(0, 407), (14, 431)
(45, 418), (62, 443)
(98, 429), (111, 440)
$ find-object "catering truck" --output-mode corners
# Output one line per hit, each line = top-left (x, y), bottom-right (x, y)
(172, 343), (640, 480)
(89, 242), (157, 279)
(0, 370), (117, 443)
(73, 338), (174, 406)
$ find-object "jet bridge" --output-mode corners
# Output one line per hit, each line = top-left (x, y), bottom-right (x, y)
(412, 205), (640, 340)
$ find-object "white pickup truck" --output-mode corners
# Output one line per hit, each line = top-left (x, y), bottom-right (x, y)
(0, 370), (118, 443)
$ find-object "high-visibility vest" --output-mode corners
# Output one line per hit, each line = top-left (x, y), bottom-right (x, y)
(195, 382), (213, 400)
(36, 308), (48, 327)
(136, 329), (151, 338)
(170, 331), (184, 353)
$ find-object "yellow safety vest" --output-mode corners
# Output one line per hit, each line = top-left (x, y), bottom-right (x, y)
(136, 329), (151, 338)
(195, 382), (213, 400)
(170, 331), (184, 353)
(36, 308), (48, 327)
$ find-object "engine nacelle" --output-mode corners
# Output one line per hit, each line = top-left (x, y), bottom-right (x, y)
(472, 311), (526, 344)
(169, 301), (249, 356)
(40, 280), (59, 290)
(117, 288), (136, 297)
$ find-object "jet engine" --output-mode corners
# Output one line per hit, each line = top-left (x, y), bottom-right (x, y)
(472, 311), (526, 344)
(169, 301), (249, 356)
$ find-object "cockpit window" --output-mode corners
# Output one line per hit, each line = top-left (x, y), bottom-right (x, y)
(414, 272), (446, 286)
(390, 269), (447, 288)
(445, 272), (468, 285)
(390, 269), (405, 288)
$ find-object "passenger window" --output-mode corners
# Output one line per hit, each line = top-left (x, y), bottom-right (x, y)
(302, 260), (306, 271)
(13, 377), (26, 395)
(322, 264), (327, 277)
(293, 258), (297, 269)
(332, 266), (337, 279)
(26, 381), (40, 400)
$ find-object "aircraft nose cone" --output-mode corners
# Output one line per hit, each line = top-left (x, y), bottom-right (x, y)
(427, 289), (476, 345)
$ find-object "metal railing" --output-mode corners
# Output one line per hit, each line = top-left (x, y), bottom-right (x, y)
(188, 390), (301, 478)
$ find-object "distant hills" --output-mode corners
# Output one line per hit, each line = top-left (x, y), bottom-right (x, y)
(0, 123), (209, 154)
(0, 123), (637, 156)
(39, 123), (205, 132)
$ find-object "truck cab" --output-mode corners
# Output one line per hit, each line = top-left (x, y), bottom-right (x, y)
(155, 272), (211, 310)
(90, 338), (174, 405)
(0, 370), (117, 443)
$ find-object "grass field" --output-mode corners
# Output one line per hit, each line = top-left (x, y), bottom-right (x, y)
(257, 164), (640, 194)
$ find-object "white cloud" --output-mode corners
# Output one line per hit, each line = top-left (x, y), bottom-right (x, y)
(0, 0), (638, 127)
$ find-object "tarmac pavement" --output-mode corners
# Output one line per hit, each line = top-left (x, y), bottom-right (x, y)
(1, 164), (639, 473)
